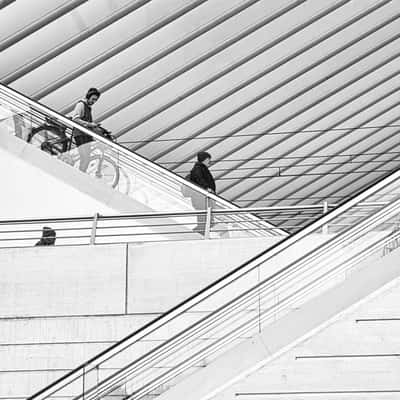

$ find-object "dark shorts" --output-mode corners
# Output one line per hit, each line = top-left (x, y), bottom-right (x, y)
(74, 131), (93, 147)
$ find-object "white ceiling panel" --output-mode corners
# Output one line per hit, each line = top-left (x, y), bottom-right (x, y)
(1, 0), (399, 210)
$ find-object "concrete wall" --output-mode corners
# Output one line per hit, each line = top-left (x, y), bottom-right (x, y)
(0, 237), (280, 318)
(0, 236), (280, 398)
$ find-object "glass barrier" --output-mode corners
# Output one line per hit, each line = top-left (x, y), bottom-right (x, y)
(0, 84), (283, 239)
(27, 161), (400, 399)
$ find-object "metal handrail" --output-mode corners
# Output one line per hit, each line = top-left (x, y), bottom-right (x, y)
(26, 165), (400, 399)
(0, 83), (284, 236)
(0, 203), (385, 225)
(0, 203), (387, 248)
(0, 205), (327, 224)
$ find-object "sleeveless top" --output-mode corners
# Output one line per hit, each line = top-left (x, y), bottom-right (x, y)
(73, 100), (93, 137)
(78, 100), (93, 123)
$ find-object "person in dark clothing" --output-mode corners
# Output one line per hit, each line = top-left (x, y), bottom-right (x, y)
(189, 152), (216, 235)
(190, 151), (216, 193)
(35, 227), (56, 246)
(70, 88), (101, 172)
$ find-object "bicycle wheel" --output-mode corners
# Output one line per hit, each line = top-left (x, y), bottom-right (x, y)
(86, 154), (120, 188)
(28, 128), (50, 148)
(117, 166), (131, 195)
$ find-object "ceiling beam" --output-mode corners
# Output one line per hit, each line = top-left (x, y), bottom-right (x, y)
(0, 0), (89, 54)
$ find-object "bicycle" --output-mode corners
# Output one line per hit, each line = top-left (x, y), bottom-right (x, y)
(27, 118), (122, 189)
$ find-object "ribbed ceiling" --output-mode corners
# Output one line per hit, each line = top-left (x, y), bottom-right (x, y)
(1, 0), (399, 208)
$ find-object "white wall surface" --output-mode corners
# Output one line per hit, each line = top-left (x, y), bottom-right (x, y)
(0, 130), (155, 219)
(0, 244), (127, 317)
(0, 238), (279, 318)
(0, 236), (279, 398)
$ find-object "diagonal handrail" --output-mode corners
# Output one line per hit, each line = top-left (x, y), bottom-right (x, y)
(26, 149), (400, 399)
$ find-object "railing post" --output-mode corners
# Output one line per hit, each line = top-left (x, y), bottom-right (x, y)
(322, 201), (329, 234)
(90, 213), (99, 245)
(204, 197), (212, 240)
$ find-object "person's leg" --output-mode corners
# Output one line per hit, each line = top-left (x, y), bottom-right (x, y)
(190, 193), (208, 235)
(77, 142), (92, 172)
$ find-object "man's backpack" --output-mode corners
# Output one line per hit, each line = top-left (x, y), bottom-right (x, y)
(181, 173), (193, 198)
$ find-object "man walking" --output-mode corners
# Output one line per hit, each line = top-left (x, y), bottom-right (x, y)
(189, 151), (215, 234)
(70, 87), (101, 172)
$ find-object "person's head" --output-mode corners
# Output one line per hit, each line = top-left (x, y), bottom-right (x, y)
(41, 226), (56, 245)
(85, 88), (101, 106)
(197, 151), (212, 167)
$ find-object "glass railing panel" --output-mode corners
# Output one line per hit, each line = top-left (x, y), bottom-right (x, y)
(0, 84), (283, 239)
(26, 161), (400, 400)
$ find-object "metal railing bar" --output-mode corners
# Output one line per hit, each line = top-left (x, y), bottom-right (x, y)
(0, 217), (94, 225)
(159, 150), (400, 164)
(95, 222), (273, 231)
(296, 353), (400, 359)
(216, 169), (396, 180)
(95, 223), (196, 230)
(175, 156), (400, 173)
(0, 227), (92, 234)
(121, 123), (400, 144)
(0, 206), (320, 224)
(90, 230), (197, 238)
(0, 235), (90, 242)
(236, 196), (344, 202)
(235, 390), (400, 395)
(0, 203), (386, 230)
